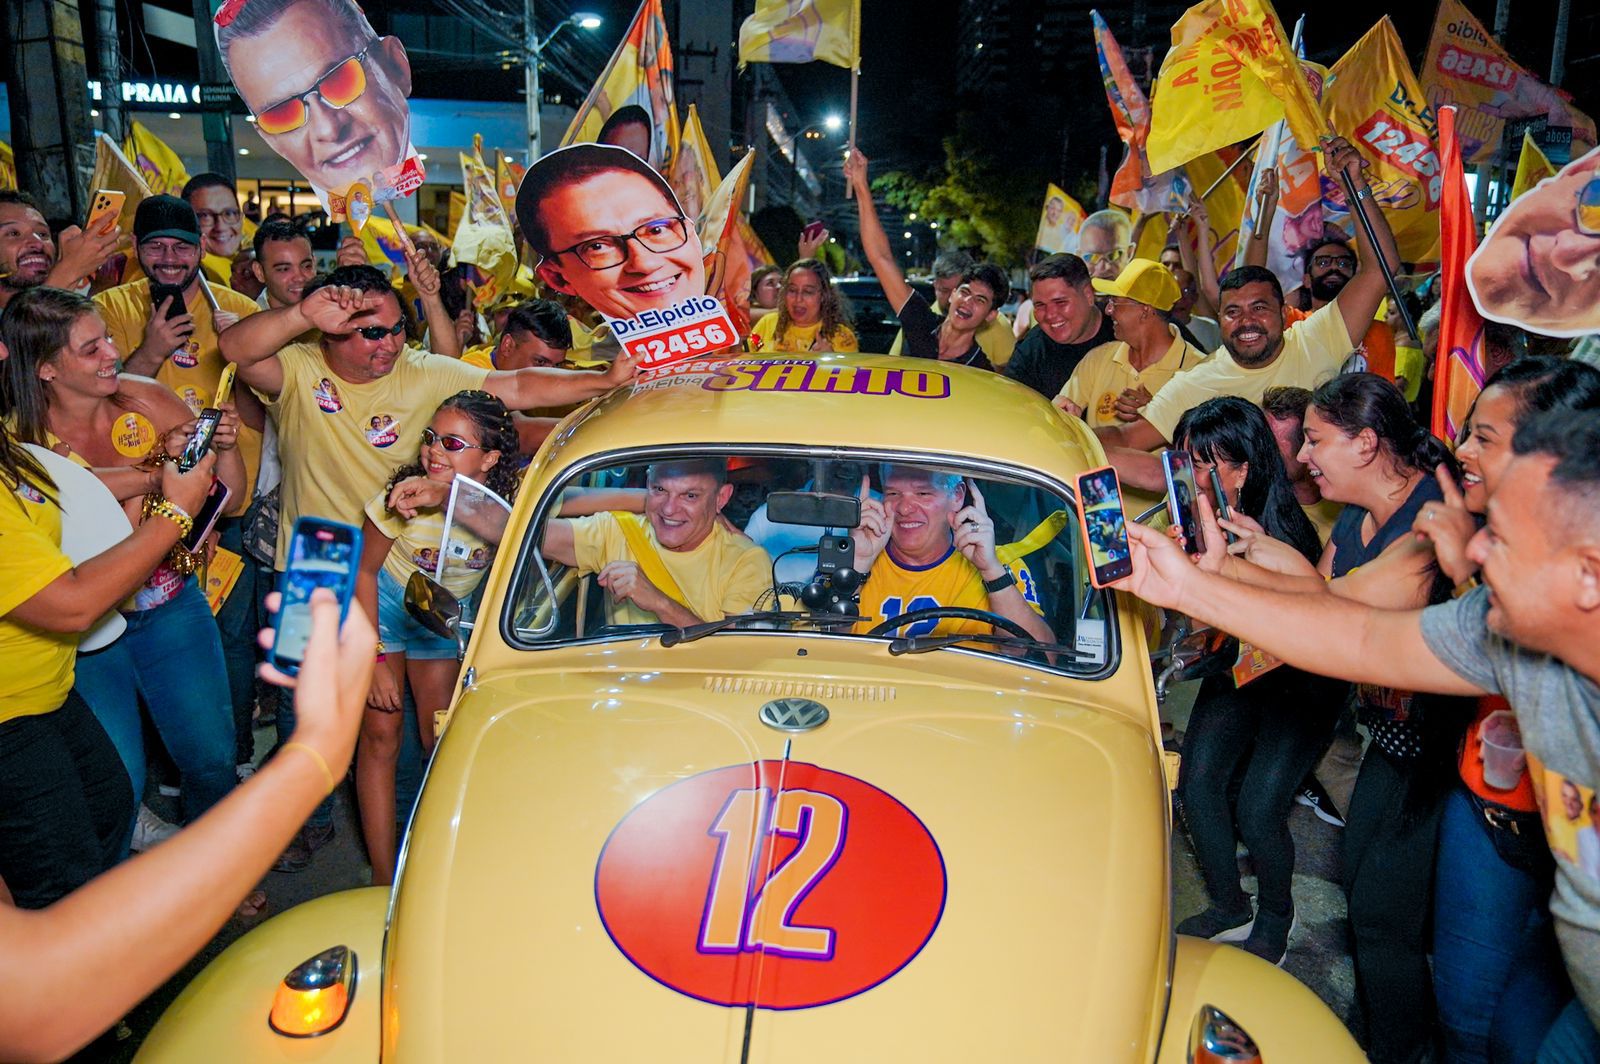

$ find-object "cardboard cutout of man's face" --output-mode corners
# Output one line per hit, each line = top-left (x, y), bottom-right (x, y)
(521, 144), (706, 322)
(223, 0), (416, 204)
(1468, 145), (1600, 337)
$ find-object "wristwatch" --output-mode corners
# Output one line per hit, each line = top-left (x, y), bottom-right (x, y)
(983, 569), (1017, 594)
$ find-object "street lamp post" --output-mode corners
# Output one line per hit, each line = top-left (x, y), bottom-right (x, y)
(525, 5), (602, 163)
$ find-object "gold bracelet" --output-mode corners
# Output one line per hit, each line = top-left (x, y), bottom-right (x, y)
(144, 497), (194, 538)
(282, 741), (337, 795)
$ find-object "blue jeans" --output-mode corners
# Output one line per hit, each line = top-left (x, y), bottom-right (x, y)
(216, 517), (268, 766)
(73, 581), (237, 823)
(1539, 1001), (1600, 1063)
(1434, 786), (1570, 1063)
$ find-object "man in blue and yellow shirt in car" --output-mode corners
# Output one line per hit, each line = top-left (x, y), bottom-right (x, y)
(852, 466), (1054, 642)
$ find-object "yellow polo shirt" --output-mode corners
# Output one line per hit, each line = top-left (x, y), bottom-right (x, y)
(257, 342), (489, 569)
(1139, 300), (1356, 443)
(1057, 326), (1208, 429)
(568, 512), (771, 626)
(0, 476), (76, 723)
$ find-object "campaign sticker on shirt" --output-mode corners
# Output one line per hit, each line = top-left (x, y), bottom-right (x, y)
(595, 759), (946, 1010)
(14, 481), (46, 504)
(111, 412), (158, 458)
(170, 340), (200, 369)
(314, 378), (344, 414)
(177, 385), (207, 416)
(366, 415), (400, 448)
(1095, 392), (1118, 420)
(410, 547), (441, 576)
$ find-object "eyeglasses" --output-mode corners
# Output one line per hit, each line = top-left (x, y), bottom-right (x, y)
(1578, 176), (1600, 234)
(421, 427), (485, 453)
(252, 45), (375, 135)
(1312, 255), (1356, 271)
(352, 320), (406, 341)
(195, 208), (242, 226)
(1084, 248), (1128, 266)
(550, 217), (689, 270)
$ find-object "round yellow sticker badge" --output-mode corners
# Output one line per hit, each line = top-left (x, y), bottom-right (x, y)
(111, 412), (158, 458)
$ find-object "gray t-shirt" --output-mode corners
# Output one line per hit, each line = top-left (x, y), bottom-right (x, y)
(1421, 587), (1600, 1027)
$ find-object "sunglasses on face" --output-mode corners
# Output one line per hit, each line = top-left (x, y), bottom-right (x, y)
(1579, 176), (1600, 235)
(252, 44), (375, 136)
(1084, 248), (1128, 266)
(551, 217), (689, 270)
(352, 320), (406, 341)
(421, 427), (484, 453)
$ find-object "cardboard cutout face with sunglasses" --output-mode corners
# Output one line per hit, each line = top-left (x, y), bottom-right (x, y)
(217, 0), (424, 214)
(1468, 145), (1600, 338)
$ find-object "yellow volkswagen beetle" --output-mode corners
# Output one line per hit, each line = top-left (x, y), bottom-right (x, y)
(138, 355), (1362, 1062)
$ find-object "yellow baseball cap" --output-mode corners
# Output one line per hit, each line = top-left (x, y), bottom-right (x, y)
(1091, 259), (1182, 312)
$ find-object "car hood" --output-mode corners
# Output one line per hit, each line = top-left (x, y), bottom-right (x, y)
(382, 645), (1171, 1062)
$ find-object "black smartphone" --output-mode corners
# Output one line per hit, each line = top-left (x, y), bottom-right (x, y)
(1162, 449), (1204, 556)
(1075, 466), (1132, 588)
(149, 282), (188, 321)
(178, 408), (222, 472)
(269, 517), (361, 676)
(181, 478), (233, 553)
(1207, 466), (1239, 545)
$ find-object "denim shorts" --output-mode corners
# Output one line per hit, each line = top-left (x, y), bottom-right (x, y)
(376, 567), (465, 660)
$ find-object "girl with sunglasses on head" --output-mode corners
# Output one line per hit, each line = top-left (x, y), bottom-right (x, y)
(353, 390), (519, 886)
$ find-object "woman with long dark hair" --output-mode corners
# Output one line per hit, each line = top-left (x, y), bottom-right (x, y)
(0, 287), (244, 832)
(1171, 396), (1337, 965)
(747, 258), (858, 353)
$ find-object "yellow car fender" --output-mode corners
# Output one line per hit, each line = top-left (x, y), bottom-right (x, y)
(135, 888), (386, 1062)
(1157, 936), (1366, 1062)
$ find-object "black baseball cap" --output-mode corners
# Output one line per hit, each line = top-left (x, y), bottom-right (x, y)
(134, 195), (202, 246)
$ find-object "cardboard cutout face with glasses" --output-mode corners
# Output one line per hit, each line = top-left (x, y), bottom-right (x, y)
(216, 0), (424, 215)
(517, 143), (708, 323)
(1468, 145), (1600, 338)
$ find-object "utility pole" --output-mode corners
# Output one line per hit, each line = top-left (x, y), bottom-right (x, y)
(525, 0), (541, 163)
(7, 0), (95, 220)
(93, 0), (126, 145)
(1550, 0), (1570, 87)
(192, 0), (236, 178)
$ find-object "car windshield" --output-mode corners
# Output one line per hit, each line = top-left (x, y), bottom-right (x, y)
(499, 452), (1117, 676)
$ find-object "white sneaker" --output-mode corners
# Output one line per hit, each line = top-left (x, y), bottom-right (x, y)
(157, 782), (180, 798)
(130, 804), (180, 852)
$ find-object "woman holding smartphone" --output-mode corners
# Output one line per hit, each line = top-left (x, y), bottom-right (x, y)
(0, 287), (244, 833)
(1167, 396), (1331, 966)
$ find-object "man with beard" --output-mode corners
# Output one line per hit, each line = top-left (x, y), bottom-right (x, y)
(0, 191), (123, 313)
(1003, 253), (1117, 401)
(1094, 137), (1400, 493)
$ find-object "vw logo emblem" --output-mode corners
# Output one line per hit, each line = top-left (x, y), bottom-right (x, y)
(758, 698), (830, 733)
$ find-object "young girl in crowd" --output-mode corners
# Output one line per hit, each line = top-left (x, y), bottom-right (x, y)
(0, 287), (243, 832)
(748, 265), (782, 324)
(355, 390), (520, 886)
(1170, 396), (1336, 965)
(747, 258), (859, 354)
(1210, 373), (1466, 1063)
(1411, 358), (1600, 1064)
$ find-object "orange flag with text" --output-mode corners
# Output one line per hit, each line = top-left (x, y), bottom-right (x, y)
(1432, 105), (1486, 442)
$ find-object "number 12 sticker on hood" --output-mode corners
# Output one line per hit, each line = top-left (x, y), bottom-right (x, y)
(594, 760), (946, 1010)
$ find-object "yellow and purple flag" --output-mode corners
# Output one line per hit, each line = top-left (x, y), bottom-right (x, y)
(560, 0), (680, 173)
(1510, 131), (1556, 202)
(1093, 10), (1190, 215)
(1035, 184), (1087, 254)
(453, 139), (517, 309)
(1322, 18), (1441, 264)
(671, 104), (722, 233)
(124, 120), (191, 197)
(738, 0), (858, 69)
(1147, 0), (1325, 175)
(699, 152), (757, 332)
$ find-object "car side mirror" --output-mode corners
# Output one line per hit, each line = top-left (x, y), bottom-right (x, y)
(405, 570), (466, 658)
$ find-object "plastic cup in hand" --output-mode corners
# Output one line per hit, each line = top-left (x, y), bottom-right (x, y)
(1479, 710), (1526, 791)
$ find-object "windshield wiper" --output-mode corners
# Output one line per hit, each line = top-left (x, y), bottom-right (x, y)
(888, 631), (1088, 659)
(661, 610), (869, 647)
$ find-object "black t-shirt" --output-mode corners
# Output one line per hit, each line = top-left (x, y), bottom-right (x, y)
(897, 291), (993, 371)
(1004, 312), (1118, 399)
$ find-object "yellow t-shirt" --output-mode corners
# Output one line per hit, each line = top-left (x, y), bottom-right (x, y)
(1139, 300), (1357, 443)
(748, 314), (860, 354)
(1395, 345), (1424, 402)
(1302, 497), (1345, 547)
(201, 253), (234, 288)
(888, 308), (1017, 366)
(364, 489), (493, 599)
(1059, 327), (1208, 429)
(0, 476), (76, 723)
(257, 342), (490, 569)
(96, 277), (261, 413)
(855, 546), (1043, 638)
(568, 512), (771, 626)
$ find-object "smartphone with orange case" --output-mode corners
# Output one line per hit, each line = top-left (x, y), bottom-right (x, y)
(85, 189), (125, 235)
(1076, 465), (1133, 588)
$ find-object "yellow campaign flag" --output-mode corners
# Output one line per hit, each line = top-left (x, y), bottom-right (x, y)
(1035, 183), (1087, 254)
(89, 133), (153, 284)
(1322, 18), (1441, 264)
(357, 216), (420, 269)
(699, 151), (757, 332)
(560, 0), (680, 173)
(123, 120), (191, 197)
(1510, 131), (1556, 202)
(1147, 0), (1325, 175)
(671, 104), (722, 232)
(1133, 211), (1170, 263)
(495, 152), (525, 218)
(0, 141), (15, 191)
(1421, 0), (1596, 166)
(452, 146), (517, 309)
(1186, 148), (1249, 278)
(738, 0), (858, 69)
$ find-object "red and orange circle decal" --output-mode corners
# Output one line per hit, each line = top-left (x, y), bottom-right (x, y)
(594, 760), (946, 1009)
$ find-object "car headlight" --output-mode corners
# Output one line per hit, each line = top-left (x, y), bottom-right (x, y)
(268, 945), (356, 1038)
(1189, 1004), (1262, 1063)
